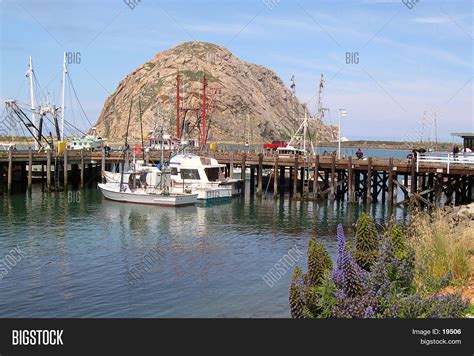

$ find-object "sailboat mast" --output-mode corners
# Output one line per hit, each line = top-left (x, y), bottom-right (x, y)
(61, 52), (67, 142)
(303, 110), (307, 152)
(27, 57), (38, 149)
(120, 100), (133, 190)
(139, 96), (145, 162)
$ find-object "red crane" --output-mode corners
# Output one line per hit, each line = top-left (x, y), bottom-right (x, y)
(175, 73), (220, 148)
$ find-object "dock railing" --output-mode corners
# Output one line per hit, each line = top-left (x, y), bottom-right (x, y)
(417, 152), (474, 174)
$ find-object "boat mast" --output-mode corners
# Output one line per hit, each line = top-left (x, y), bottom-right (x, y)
(201, 75), (207, 148)
(303, 109), (308, 153)
(176, 73), (180, 139)
(61, 52), (67, 142)
(120, 100), (133, 191)
(27, 57), (38, 149)
(290, 75), (296, 134)
(138, 96), (145, 162)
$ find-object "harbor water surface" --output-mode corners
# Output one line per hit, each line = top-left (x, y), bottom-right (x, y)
(0, 185), (408, 317)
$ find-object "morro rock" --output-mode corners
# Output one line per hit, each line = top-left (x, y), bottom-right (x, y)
(94, 41), (337, 143)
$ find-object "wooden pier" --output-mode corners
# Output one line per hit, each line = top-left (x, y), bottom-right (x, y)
(1, 149), (473, 206)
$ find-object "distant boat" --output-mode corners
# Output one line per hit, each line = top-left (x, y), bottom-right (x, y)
(68, 127), (107, 151)
(276, 145), (306, 157)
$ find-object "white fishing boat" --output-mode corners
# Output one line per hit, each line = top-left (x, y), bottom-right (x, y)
(276, 145), (307, 157)
(98, 171), (198, 207)
(169, 153), (243, 200)
(103, 159), (160, 184)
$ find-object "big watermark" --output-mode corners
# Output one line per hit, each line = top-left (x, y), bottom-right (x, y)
(263, 245), (304, 288)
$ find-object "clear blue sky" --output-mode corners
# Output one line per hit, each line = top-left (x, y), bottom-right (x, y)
(1, 0), (472, 141)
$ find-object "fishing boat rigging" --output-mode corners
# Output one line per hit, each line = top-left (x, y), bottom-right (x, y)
(3, 53), (104, 151)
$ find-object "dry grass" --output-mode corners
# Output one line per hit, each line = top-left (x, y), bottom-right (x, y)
(408, 209), (473, 295)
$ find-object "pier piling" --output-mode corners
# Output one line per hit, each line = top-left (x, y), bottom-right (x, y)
(241, 153), (246, 181)
(7, 148), (12, 193)
(46, 149), (51, 190)
(330, 156), (336, 201)
(348, 156), (354, 202)
(388, 158), (394, 206)
(81, 149), (85, 187)
(313, 155), (320, 199)
(273, 153), (279, 197)
(28, 148), (33, 192)
(257, 153), (263, 196)
(293, 156), (298, 198)
(101, 149), (106, 184)
(230, 153), (234, 179)
(63, 148), (68, 189)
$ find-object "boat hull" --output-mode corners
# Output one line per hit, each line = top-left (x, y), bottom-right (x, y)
(171, 186), (233, 200)
(98, 184), (197, 207)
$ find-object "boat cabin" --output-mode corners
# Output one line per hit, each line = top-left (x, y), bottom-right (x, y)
(276, 146), (306, 156)
(169, 154), (226, 184)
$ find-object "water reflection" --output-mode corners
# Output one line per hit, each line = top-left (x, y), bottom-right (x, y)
(0, 186), (410, 317)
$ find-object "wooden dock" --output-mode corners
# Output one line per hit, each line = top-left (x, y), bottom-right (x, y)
(1, 149), (473, 206)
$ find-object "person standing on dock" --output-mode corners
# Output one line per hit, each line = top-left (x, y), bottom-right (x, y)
(452, 145), (460, 161)
(356, 148), (364, 160)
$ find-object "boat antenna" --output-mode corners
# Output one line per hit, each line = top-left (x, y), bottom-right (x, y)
(138, 96), (145, 162)
(120, 99), (133, 191)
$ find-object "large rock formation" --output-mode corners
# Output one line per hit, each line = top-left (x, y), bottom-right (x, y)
(94, 41), (337, 143)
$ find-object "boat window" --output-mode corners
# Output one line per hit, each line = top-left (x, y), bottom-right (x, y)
(205, 167), (220, 182)
(171, 168), (178, 175)
(181, 169), (200, 180)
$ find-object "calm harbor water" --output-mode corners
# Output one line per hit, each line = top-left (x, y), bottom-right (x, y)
(0, 184), (409, 318)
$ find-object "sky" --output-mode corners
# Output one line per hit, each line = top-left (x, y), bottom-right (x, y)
(0, 0), (472, 142)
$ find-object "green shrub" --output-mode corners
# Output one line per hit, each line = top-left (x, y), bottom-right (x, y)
(289, 239), (333, 318)
(354, 213), (379, 270)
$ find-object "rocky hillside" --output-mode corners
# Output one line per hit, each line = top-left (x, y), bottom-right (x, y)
(94, 41), (337, 143)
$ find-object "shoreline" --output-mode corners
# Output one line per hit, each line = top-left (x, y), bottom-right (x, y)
(0, 138), (453, 152)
